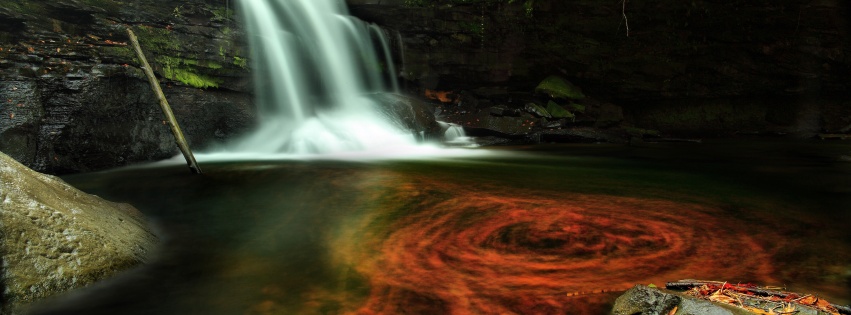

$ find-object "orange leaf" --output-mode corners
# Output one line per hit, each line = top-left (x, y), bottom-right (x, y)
(797, 295), (817, 305)
(667, 306), (678, 315)
(424, 89), (456, 103)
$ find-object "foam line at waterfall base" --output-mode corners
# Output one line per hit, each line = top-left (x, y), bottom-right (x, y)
(195, 146), (496, 163)
(132, 145), (500, 169)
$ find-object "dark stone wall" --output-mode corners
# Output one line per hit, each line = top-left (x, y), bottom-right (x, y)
(348, 0), (851, 137)
(0, 0), (254, 174)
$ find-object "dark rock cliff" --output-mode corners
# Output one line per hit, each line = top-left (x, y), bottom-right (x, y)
(0, 0), (253, 174)
(349, 0), (851, 138)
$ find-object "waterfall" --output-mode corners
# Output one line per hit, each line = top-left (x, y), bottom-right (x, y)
(231, 0), (415, 154)
(439, 121), (476, 147)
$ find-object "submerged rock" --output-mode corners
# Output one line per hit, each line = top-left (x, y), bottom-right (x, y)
(0, 152), (158, 314)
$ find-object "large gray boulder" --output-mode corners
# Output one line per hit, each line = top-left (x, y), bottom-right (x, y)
(0, 152), (158, 314)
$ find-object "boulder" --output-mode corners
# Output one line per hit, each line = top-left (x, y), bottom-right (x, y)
(534, 75), (586, 100)
(612, 285), (753, 315)
(611, 285), (831, 315)
(371, 93), (442, 142)
(545, 101), (575, 120)
(0, 152), (158, 314)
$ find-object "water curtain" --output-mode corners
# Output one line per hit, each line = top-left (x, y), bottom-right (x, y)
(234, 0), (412, 154)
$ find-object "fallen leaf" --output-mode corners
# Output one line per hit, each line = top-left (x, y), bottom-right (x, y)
(424, 89), (456, 103)
(797, 295), (817, 305)
(667, 306), (678, 315)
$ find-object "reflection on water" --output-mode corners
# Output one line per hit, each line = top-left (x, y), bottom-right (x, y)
(37, 141), (850, 314)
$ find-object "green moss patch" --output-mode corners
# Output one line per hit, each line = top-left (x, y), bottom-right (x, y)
(133, 26), (179, 53)
(233, 56), (247, 69)
(156, 56), (223, 89)
(163, 67), (221, 89)
(535, 75), (585, 100)
(546, 101), (575, 120)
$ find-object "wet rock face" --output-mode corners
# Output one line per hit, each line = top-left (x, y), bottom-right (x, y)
(348, 0), (851, 137)
(371, 93), (443, 141)
(0, 152), (159, 314)
(0, 0), (254, 174)
(350, 0), (851, 100)
(1, 72), (254, 174)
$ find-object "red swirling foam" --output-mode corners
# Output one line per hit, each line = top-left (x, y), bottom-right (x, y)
(330, 180), (778, 314)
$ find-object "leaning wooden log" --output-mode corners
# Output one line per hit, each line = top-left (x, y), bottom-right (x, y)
(127, 28), (202, 174)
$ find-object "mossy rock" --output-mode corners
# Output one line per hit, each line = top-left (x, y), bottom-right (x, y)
(546, 101), (575, 120)
(567, 102), (586, 114)
(525, 102), (551, 118)
(156, 56), (223, 89)
(164, 68), (221, 89)
(535, 75), (585, 100)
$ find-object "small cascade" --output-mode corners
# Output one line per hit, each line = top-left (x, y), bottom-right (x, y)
(230, 0), (416, 155)
(439, 121), (477, 147)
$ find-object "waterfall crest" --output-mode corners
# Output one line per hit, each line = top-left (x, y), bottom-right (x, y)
(232, 0), (415, 154)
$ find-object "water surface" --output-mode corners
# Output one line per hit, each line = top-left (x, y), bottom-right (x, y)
(37, 140), (851, 314)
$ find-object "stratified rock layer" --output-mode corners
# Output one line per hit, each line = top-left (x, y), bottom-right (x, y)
(0, 152), (158, 314)
(0, 0), (254, 174)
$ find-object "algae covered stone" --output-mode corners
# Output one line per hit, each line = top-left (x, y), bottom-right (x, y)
(0, 152), (158, 314)
(535, 75), (586, 100)
(524, 103), (552, 118)
(545, 101), (575, 120)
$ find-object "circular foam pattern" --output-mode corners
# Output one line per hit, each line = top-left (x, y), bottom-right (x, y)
(332, 181), (779, 314)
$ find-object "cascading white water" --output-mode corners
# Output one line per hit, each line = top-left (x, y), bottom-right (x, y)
(438, 121), (477, 147)
(231, 0), (415, 154)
